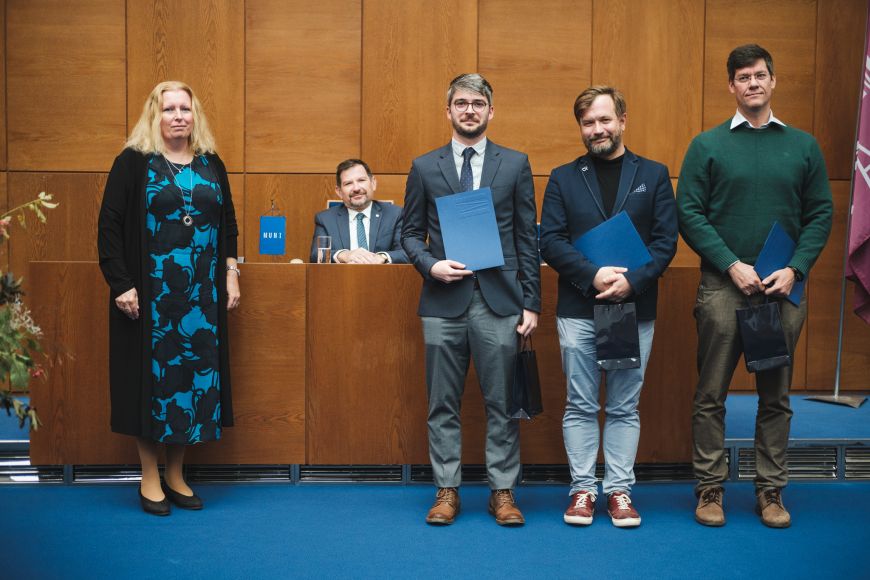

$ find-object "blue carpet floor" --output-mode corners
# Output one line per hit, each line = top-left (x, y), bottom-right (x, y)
(1, 481), (868, 579)
(725, 394), (870, 440)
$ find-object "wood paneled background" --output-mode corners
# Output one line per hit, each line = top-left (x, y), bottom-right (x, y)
(2, 0), (869, 394)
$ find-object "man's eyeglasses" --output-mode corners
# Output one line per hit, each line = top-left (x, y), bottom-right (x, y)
(734, 72), (770, 84)
(452, 99), (490, 113)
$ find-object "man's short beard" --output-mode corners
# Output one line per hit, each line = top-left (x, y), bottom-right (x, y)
(586, 134), (622, 158)
(452, 118), (488, 140)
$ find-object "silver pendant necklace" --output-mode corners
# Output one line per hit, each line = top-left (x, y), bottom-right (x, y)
(164, 155), (195, 226)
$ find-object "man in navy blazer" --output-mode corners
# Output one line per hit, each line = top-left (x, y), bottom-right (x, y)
(402, 74), (541, 526)
(540, 86), (677, 528)
(310, 159), (408, 264)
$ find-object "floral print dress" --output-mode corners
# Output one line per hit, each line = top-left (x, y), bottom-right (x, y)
(145, 155), (223, 444)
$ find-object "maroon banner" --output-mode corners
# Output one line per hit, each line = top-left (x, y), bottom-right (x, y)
(846, 15), (870, 324)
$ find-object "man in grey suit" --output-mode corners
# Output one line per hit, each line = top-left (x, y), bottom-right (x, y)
(310, 158), (408, 264)
(402, 73), (541, 526)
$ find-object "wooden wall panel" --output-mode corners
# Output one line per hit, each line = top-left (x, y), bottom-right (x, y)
(533, 175), (548, 220)
(0, 173), (7, 271)
(10, 0), (870, 468)
(593, 0), (704, 176)
(636, 268), (697, 461)
(245, 0), (360, 173)
(6, 0), (126, 171)
(703, 0), (817, 133)
(7, 173), (104, 280)
(228, 173), (245, 260)
(479, 0), (591, 177)
(30, 263), (307, 464)
(307, 266), (428, 463)
(244, 174), (335, 263)
(517, 266), (568, 463)
(814, 0), (866, 180)
(361, 0), (477, 174)
(0, 0), (6, 171)
(365, 174), (408, 207)
(29, 263), (137, 464)
(127, 0), (245, 172)
(806, 181), (870, 389)
(791, 316), (809, 390)
(189, 264), (307, 463)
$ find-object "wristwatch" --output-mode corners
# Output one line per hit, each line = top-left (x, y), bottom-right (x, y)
(227, 265), (241, 277)
(788, 266), (803, 281)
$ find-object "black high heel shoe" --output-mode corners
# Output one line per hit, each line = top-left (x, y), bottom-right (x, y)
(161, 481), (204, 510)
(139, 487), (171, 516)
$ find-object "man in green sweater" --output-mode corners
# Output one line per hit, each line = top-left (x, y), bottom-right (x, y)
(677, 44), (832, 529)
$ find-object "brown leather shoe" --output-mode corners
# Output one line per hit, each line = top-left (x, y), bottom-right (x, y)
(695, 486), (725, 527)
(755, 487), (791, 528)
(488, 489), (525, 526)
(426, 487), (460, 525)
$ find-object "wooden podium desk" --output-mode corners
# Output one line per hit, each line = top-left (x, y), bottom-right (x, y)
(29, 262), (695, 465)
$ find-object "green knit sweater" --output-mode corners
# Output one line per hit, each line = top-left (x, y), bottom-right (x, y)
(677, 120), (833, 276)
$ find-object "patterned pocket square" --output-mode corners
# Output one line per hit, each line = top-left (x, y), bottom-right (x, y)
(631, 183), (647, 193)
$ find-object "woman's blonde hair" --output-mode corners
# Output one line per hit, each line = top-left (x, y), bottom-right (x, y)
(126, 81), (217, 155)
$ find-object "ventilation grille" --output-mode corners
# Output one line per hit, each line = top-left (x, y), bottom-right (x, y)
(521, 464), (570, 484)
(299, 465), (403, 483)
(186, 465), (292, 483)
(0, 450), (64, 483)
(409, 464), (488, 483)
(634, 463), (695, 482)
(738, 447), (838, 480)
(845, 447), (870, 480)
(74, 464), (145, 483)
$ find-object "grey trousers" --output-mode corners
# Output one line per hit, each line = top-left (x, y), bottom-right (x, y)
(692, 270), (806, 494)
(422, 289), (521, 490)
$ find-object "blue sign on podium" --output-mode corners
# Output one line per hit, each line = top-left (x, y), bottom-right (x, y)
(259, 216), (286, 255)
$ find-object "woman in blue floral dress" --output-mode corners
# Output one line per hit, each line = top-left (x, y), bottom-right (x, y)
(98, 81), (240, 515)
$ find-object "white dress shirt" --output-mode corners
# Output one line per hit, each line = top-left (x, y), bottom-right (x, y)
(451, 137), (487, 190)
(730, 110), (786, 130)
(333, 203), (392, 263)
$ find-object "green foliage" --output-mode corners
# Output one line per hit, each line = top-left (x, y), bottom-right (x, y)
(0, 192), (58, 431)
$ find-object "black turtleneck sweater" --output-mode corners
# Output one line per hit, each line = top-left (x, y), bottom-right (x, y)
(591, 153), (624, 216)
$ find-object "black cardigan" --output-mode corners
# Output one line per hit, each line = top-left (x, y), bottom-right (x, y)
(97, 148), (239, 437)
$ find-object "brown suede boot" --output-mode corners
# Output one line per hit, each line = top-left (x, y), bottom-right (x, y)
(695, 486), (725, 527)
(488, 489), (525, 526)
(755, 487), (791, 528)
(426, 487), (460, 525)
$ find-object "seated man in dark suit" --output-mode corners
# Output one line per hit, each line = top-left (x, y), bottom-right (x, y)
(310, 158), (408, 264)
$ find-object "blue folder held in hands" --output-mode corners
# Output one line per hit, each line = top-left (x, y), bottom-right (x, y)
(573, 211), (652, 269)
(754, 221), (805, 306)
(435, 187), (505, 272)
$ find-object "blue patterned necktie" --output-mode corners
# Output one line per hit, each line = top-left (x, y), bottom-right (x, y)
(356, 213), (368, 250)
(460, 147), (475, 192)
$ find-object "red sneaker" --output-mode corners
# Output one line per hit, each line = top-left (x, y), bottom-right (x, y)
(563, 491), (595, 525)
(607, 491), (641, 528)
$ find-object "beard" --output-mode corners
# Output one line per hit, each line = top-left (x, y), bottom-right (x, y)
(452, 114), (489, 140)
(584, 131), (623, 158)
(346, 194), (372, 210)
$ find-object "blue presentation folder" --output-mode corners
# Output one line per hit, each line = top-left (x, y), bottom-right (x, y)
(754, 222), (805, 306)
(435, 187), (505, 272)
(573, 211), (652, 269)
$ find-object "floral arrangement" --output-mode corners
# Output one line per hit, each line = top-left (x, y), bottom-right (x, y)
(0, 191), (58, 430)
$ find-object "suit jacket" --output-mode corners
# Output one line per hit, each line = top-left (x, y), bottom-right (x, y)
(539, 149), (678, 320)
(401, 141), (541, 318)
(309, 200), (408, 263)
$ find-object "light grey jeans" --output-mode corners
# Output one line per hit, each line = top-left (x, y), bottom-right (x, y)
(557, 316), (655, 496)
